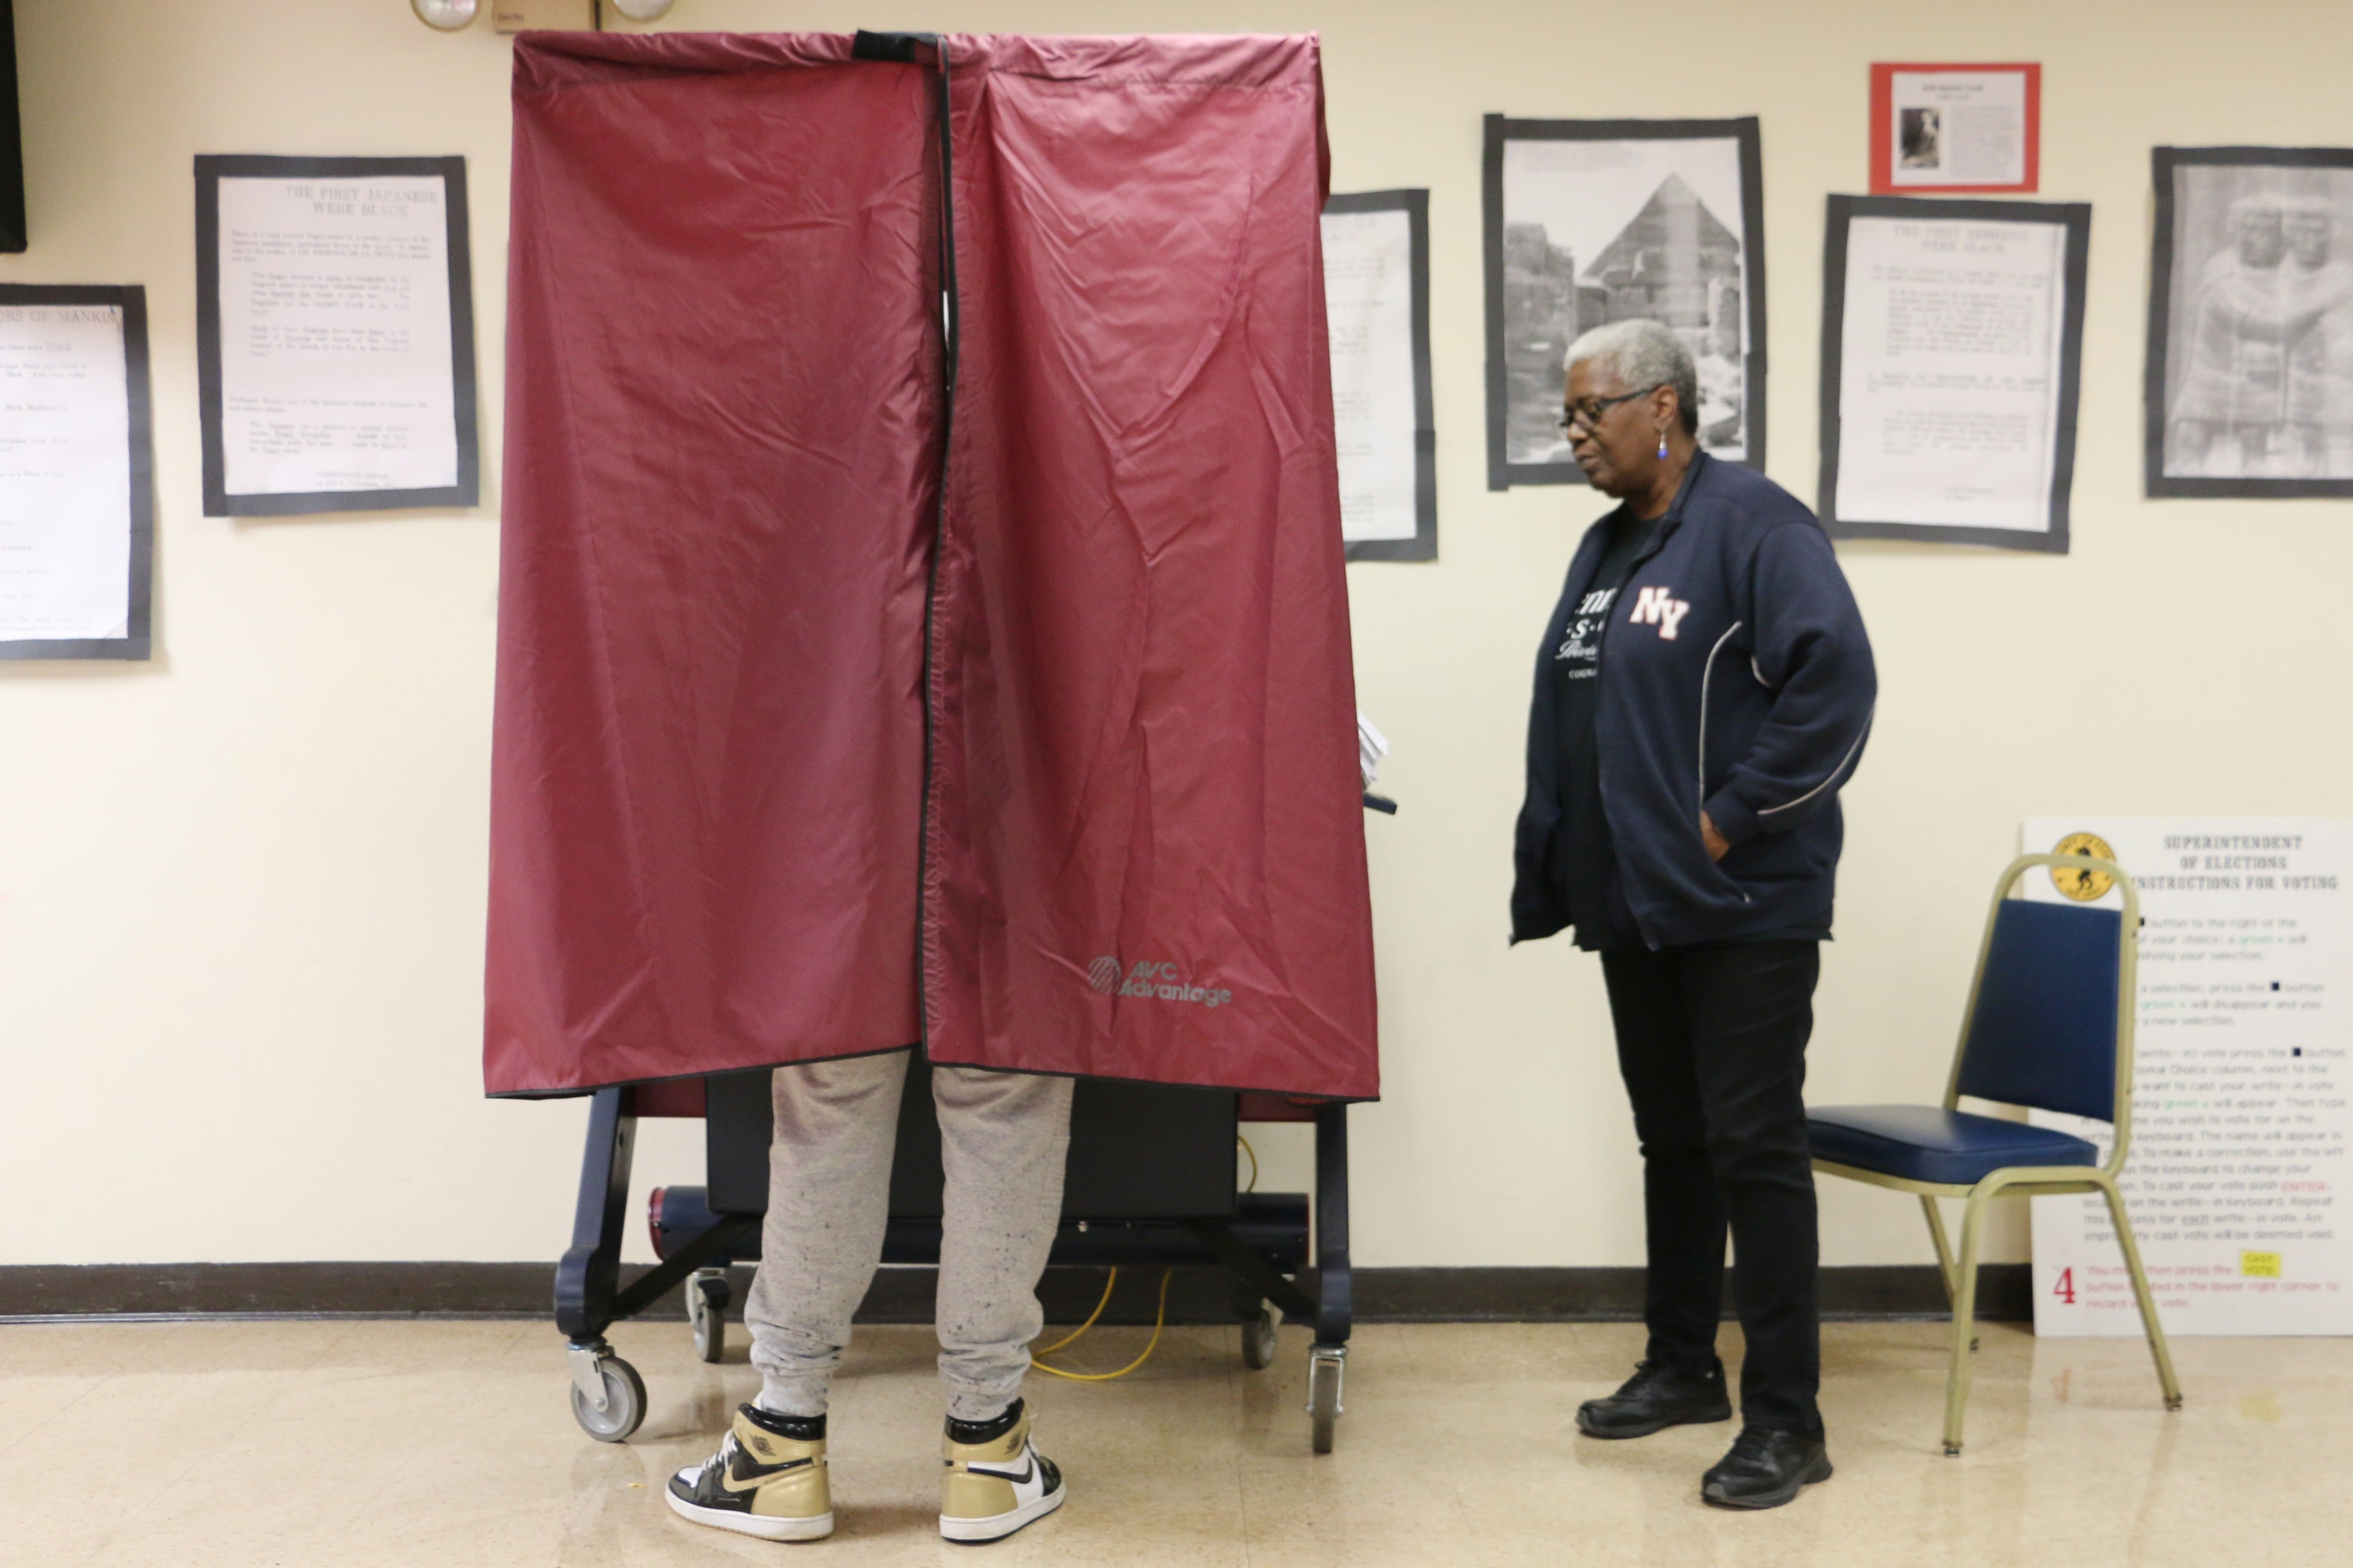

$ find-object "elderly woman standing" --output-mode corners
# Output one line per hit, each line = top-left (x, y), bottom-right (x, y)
(1512, 319), (1875, 1509)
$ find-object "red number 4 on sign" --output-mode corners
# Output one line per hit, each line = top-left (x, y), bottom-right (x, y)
(2052, 1268), (2076, 1305)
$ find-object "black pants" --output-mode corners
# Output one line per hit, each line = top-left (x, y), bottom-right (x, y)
(1600, 940), (1822, 1435)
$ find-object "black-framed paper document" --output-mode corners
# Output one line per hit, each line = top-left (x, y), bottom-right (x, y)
(1323, 190), (1436, 562)
(195, 155), (478, 516)
(1819, 195), (2089, 553)
(2147, 146), (2353, 498)
(0, 285), (154, 660)
(1482, 116), (1766, 490)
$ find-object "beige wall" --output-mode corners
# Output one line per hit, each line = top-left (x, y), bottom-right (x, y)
(5, 0), (2349, 1271)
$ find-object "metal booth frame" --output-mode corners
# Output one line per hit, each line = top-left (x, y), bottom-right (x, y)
(552, 1084), (1356, 1453)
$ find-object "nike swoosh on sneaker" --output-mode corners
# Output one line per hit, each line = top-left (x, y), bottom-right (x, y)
(727, 1453), (816, 1490)
(965, 1460), (1035, 1486)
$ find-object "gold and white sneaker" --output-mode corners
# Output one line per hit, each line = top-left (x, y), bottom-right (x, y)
(665, 1403), (833, 1542)
(940, 1399), (1066, 1544)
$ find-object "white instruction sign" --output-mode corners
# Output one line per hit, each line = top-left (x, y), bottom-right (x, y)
(2023, 818), (2352, 1336)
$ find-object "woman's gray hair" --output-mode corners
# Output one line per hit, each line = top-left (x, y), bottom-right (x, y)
(1564, 318), (1699, 435)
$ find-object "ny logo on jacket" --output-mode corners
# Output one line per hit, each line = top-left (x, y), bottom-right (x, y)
(1627, 585), (1691, 639)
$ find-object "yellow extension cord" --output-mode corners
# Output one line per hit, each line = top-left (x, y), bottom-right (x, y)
(1025, 1136), (1259, 1383)
(1029, 1267), (1171, 1381)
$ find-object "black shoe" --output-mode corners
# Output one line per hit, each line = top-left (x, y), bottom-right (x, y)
(1574, 1358), (1733, 1439)
(1701, 1425), (1833, 1509)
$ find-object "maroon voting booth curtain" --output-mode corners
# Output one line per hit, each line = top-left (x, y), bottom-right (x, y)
(487, 32), (1376, 1102)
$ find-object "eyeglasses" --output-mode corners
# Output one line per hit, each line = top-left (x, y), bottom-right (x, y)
(1556, 385), (1663, 435)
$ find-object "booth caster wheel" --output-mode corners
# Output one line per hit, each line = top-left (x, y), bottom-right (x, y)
(1307, 1345), (1346, 1454)
(568, 1342), (647, 1443)
(1241, 1306), (1277, 1370)
(688, 1268), (730, 1364)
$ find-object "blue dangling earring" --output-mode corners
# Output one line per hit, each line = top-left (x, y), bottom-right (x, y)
(1657, 431), (1669, 461)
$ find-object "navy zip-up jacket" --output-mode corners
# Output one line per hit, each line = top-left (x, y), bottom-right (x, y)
(1512, 454), (1876, 949)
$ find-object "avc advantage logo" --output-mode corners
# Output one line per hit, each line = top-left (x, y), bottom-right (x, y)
(1086, 956), (1232, 1009)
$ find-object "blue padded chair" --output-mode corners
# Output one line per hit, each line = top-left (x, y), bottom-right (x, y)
(1809, 853), (2183, 1454)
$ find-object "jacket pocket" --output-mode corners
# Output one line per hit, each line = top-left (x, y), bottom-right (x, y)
(1717, 827), (1813, 887)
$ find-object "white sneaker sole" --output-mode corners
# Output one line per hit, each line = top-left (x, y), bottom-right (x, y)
(940, 1484), (1065, 1544)
(665, 1487), (834, 1541)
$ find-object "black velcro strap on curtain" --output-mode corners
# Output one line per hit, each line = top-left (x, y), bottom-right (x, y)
(851, 30), (934, 62)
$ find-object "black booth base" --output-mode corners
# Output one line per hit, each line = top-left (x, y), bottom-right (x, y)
(0, 1262), (2030, 1324)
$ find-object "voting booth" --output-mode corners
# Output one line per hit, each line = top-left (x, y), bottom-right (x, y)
(485, 32), (1380, 1451)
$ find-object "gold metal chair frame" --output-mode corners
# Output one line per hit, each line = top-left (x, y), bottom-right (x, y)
(1811, 853), (2184, 1454)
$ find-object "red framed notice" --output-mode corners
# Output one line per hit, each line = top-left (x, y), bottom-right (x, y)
(1870, 63), (2040, 195)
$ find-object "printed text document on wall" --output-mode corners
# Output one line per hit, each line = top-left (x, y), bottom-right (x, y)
(1323, 203), (1418, 545)
(0, 291), (148, 656)
(197, 157), (477, 515)
(1819, 198), (2088, 552)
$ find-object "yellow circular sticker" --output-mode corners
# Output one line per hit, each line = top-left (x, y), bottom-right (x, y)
(2050, 832), (2116, 901)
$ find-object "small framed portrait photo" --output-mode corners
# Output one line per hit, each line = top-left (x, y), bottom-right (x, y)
(2147, 146), (2353, 498)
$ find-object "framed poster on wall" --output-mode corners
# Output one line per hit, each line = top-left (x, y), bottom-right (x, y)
(2146, 146), (2353, 498)
(1482, 116), (1765, 490)
(1323, 189), (1436, 562)
(1868, 63), (2040, 196)
(195, 154), (479, 516)
(1819, 195), (2089, 552)
(0, 285), (155, 660)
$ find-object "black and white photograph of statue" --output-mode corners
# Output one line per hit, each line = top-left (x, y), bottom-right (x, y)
(1483, 117), (1765, 489)
(2149, 148), (2353, 498)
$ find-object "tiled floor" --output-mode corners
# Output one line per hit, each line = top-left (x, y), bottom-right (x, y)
(0, 1314), (2339, 1564)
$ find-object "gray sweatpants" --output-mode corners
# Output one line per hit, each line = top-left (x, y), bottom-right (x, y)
(744, 1049), (1074, 1423)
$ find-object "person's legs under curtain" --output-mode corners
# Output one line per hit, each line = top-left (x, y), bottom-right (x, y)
(932, 1064), (1075, 1422)
(738, 1050), (1076, 1422)
(672, 1050), (910, 1542)
(743, 1049), (911, 1417)
(703, 1051), (1074, 1544)
(1681, 940), (1824, 1437)
(932, 1064), (1074, 1543)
